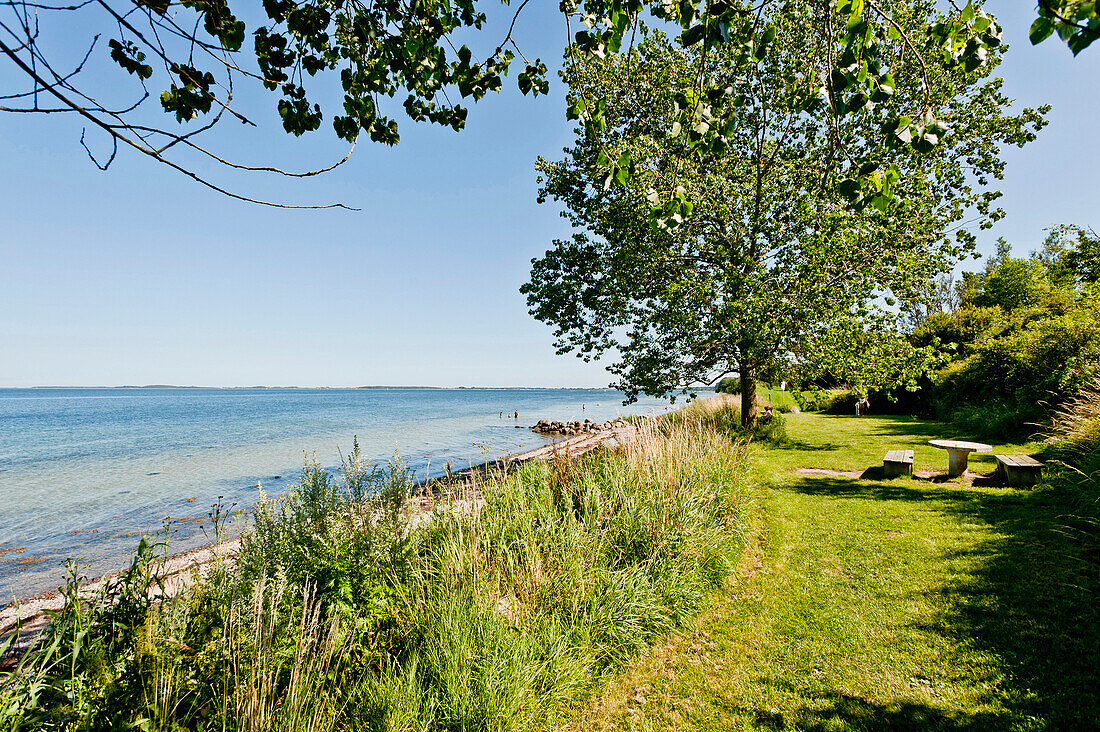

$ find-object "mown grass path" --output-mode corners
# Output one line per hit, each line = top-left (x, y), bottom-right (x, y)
(569, 413), (1099, 731)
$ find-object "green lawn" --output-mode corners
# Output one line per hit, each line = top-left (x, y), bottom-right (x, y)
(568, 413), (1099, 731)
(722, 386), (801, 411)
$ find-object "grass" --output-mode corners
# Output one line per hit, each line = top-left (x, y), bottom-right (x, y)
(0, 410), (753, 731)
(568, 412), (1099, 730)
(4, 402), (1096, 730)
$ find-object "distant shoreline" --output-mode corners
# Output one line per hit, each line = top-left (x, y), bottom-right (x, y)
(22, 385), (621, 391)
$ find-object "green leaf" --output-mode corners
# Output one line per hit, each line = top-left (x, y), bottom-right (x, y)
(681, 23), (706, 46)
(567, 98), (588, 120)
(614, 164), (630, 187)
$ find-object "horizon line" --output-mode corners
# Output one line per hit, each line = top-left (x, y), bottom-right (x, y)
(14, 384), (624, 391)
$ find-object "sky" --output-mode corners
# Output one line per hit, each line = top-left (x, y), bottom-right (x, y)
(0, 1), (1097, 388)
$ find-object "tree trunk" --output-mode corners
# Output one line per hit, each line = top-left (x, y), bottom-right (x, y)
(740, 363), (758, 428)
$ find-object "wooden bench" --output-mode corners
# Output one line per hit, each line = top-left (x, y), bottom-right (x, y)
(995, 454), (1043, 486)
(883, 449), (914, 478)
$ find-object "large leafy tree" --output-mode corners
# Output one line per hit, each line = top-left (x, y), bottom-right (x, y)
(0, 0), (1085, 208)
(522, 6), (1046, 424)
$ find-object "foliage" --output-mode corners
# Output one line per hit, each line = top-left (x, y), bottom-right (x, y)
(898, 273), (960, 332)
(0, 0), (1078, 211)
(791, 388), (851, 414)
(909, 228), (1100, 438)
(714, 377), (740, 394)
(523, 17), (1041, 424)
(237, 440), (414, 636)
(0, 418), (750, 730)
(909, 306), (1000, 352)
(1031, 1), (1100, 55)
(0, 533), (208, 729)
(1038, 224), (1100, 286)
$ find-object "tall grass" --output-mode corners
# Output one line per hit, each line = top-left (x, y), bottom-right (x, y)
(0, 407), (750, 731)
(1045, 377), (1100, 462)
(1032, 378), (1100, 579)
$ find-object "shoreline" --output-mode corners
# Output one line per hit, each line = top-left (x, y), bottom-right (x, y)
(1, 388), (670, 602)
(0, 422), (642, 653)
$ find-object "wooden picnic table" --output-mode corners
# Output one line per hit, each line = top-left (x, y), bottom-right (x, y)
(928, 439), (992, 478)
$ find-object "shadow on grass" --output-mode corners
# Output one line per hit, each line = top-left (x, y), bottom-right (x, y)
(808, 413), (942, 430)
(811, 413), (1019, 448)
(745, 690), (1012, 731)
(784, 475), (977, 504)
(779, 468), (1100, 729)
(774, 440), (841, 452)
(924, 486), (1100, 729)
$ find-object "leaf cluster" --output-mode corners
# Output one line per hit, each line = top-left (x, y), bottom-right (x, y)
(910, 228), (1100, 436)
(526, 13), (1043, 402)
(1030, 0), (1100, 55)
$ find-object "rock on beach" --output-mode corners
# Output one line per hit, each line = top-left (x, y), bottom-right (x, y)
(532, 417), (630, 436)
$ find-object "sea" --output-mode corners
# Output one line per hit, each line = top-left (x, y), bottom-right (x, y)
(0, 387), (674, 602)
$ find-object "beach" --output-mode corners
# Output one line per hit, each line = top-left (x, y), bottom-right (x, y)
(0, 388), (674, 600)
(0, 418), (644, 656)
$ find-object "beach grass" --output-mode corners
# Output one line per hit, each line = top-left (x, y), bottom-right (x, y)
(0, 401), (752, 730)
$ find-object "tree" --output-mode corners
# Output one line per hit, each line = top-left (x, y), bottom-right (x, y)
(0, 0), (1083, 209)
(911, 228), (1100, 437)
(899, 274), (958, 333)
(714, 376), (739, 394)
(521, 7), (1046, 425)
(1038, 225), (1100, 286)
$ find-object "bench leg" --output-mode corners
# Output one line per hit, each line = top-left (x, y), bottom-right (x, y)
(1004, 466), (1040, 486)
(883, 462), (912, 478)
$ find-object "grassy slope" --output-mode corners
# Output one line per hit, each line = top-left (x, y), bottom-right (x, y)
(568, 413), (1099, 731)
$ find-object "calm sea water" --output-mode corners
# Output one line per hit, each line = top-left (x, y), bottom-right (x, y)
(0, 388), (673, 602)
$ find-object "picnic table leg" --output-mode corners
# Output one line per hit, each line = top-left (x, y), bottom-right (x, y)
(946, 449), (969, 478)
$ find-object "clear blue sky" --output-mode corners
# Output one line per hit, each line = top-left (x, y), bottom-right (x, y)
(0, 1), (1096, 388)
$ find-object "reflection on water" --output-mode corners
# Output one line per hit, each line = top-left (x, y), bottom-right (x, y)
(0, 388), (674, 600)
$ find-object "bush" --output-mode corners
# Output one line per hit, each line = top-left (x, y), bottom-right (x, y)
(912, 239), (1100, 436)
(942, 400), (1034, 442)
(910, 306), (1001, 352)
(927, 301), (1100, 437)
(792, 387), (848, 413)
(714, 376), (740, 394)
(819, 388), (862, 415)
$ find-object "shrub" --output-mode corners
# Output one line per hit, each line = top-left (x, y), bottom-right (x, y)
(793, 387), (850, 413)
(943, 400), (1034, 442)
(910, 306), (1001, 352)
(714, 376), (740, 394)
(820, 388), (862, 415)
(928, 302), (1100, 437)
